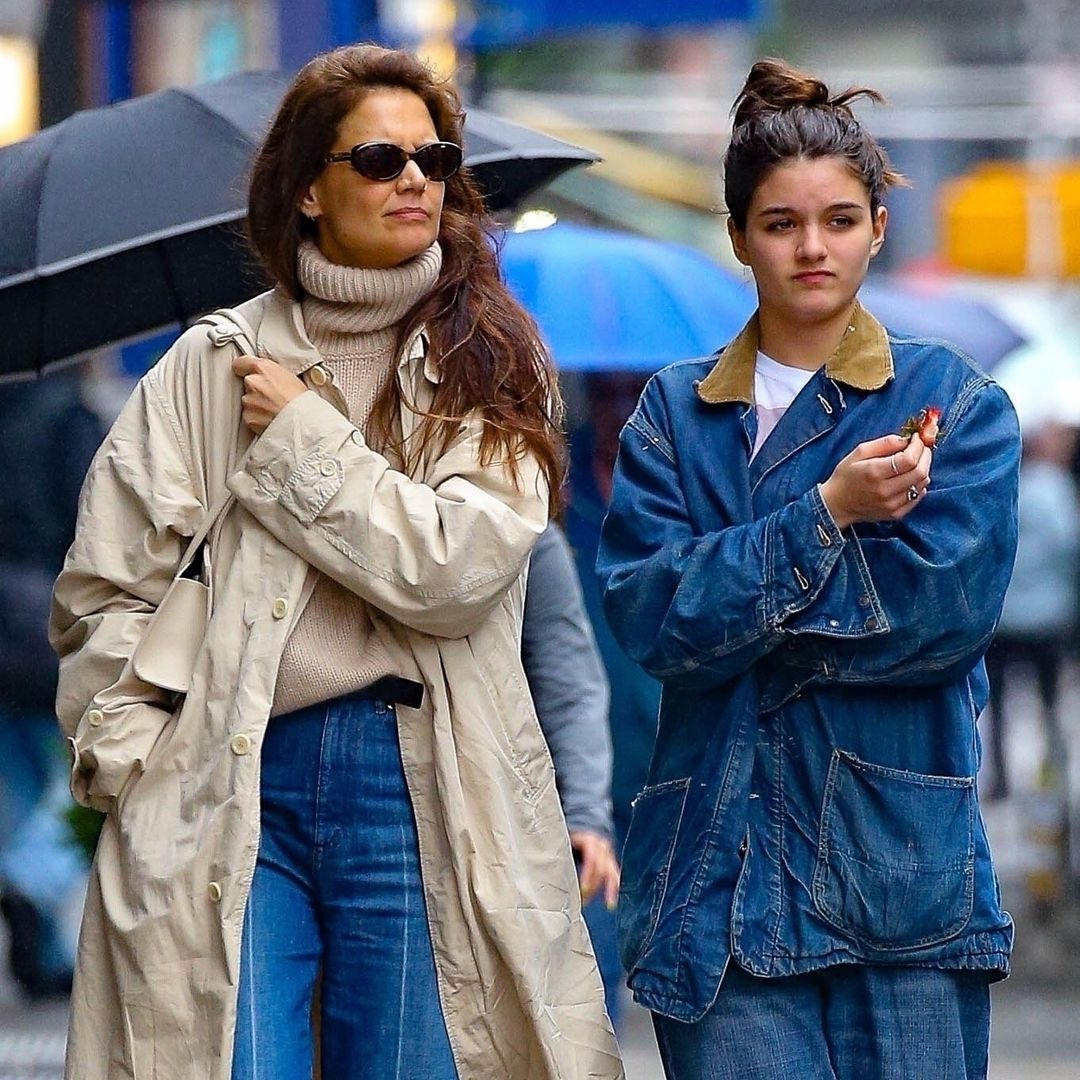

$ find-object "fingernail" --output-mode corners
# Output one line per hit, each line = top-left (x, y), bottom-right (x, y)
(606, 899), (617, 912)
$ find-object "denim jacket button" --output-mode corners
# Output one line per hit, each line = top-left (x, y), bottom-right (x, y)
(858, 594), (871, 608)
(864, 616), (879, 631)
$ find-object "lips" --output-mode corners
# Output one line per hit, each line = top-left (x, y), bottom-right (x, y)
(793, 271), (834, 283)
(388, 207), (430, 220)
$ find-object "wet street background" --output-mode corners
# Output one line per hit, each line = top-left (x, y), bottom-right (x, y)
(3, 667), (1080, 1079)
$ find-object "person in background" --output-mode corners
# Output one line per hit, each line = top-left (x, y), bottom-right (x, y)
(566, 373), (662, 848)
(0, 372), (100, 999)
(983, 419), (1080, 800)
(522, 521), (622, 1020)
(562, 373), (663, 1025)
(598, 58), (1020, 1080)
(51, 44), (620, 1080)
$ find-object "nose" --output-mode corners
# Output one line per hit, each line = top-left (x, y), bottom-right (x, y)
(397, 159), (427, 192)
(796, 225), (827, 261)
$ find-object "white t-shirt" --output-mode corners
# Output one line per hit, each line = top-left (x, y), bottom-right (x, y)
(751, 351), (816, 460)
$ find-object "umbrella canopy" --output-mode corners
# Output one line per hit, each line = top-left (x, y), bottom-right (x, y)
(0, 69), (599, 378)
(859, 280), (1026, 371)
(458, 110), (597, 213)
(499, 222), (755, 371)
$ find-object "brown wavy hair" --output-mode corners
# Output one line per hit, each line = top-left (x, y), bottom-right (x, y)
(247, 44), (564, 514)
(724, 58), (907, 231)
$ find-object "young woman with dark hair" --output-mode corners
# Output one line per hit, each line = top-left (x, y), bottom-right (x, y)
(597, 58), (1020, 1080)
(51, 43), (621, 1080)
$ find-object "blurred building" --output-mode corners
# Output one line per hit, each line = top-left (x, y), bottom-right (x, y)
(9, 2), (1080, 383)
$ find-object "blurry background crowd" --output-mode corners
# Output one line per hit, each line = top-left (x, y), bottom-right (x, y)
(2, 1), (1080, 1077)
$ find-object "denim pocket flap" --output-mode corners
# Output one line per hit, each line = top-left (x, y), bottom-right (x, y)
(617, 777), (691, 971)
(812, 750), (976, 951)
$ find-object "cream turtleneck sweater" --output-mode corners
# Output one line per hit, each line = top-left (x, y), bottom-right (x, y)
(271, 239), (442, 717)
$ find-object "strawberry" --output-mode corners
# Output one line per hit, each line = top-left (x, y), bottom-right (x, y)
(899, 406), (942, 448)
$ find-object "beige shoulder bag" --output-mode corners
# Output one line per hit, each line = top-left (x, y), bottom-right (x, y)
(131, 308), (256, 694)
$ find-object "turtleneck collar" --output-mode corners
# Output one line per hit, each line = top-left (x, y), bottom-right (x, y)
(297, 240), (443, 343)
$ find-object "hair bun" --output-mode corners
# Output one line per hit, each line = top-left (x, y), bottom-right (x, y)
(732, 57), (882, 129)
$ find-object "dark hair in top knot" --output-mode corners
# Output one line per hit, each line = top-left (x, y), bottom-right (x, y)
(724, 58), (907, 230)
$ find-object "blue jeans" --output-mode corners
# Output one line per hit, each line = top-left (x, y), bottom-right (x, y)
(231, 691), (458, 1080)
(653, 962), (991, 1080)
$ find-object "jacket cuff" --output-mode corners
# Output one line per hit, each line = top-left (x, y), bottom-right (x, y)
(783, 524), (890, 641)
(764, 485), (847, 626)
(240, 392), (360, 526)
(68, 700), (173, 812)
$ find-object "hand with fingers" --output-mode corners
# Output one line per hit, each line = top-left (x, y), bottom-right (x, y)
(570, 829), (621, 912)
(819, 431), (932, 530)
(232, 354), (308, 434)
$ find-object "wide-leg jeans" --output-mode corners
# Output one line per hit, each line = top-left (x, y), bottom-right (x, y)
(231, 690), (459, 1080)
(652, 961), (991, 1080)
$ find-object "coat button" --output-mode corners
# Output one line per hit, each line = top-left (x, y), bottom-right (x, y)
(230, 733), (252, 756)
(858, 594), (871, 608)
(864, 616), (879, 631)
(207, 881), (222, 903)
(351, 429), (364, 446)
(87, 708), (104, 728)
(319, 459), (337, 477)
(309, 365), (330, 387)
(272, 597), (288, 620)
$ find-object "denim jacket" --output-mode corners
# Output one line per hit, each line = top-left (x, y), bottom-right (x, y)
(597, 304), (1020, 1022)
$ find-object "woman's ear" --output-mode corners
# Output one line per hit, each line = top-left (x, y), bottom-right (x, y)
(299, 185), (322, 221)
(869, 205), (887, 259)
(727, 217), (751, 266)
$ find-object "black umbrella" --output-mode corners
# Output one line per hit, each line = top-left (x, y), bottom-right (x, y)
(0, 69), (598, 378)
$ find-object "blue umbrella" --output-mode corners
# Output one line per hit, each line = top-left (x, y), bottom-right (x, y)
(499, 222), (754, 371)
(859, 280), (1025, 372)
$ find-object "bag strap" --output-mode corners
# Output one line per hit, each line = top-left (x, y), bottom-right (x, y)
(174, 308), (259, 576)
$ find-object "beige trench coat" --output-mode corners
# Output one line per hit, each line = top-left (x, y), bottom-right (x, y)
(50, 289), (624, 1080)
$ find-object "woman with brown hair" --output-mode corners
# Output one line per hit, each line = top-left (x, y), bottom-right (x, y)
(598, 58), (1019, 1079)
(50, 44), (622, 1080)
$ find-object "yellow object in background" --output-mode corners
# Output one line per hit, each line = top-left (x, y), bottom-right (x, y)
(941, 161), (1080, 278)
(1056, 167), (1080, 277)
(0, 35), (37, 147)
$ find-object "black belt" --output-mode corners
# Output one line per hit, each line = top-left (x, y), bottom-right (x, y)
(364, 675), (425, 710)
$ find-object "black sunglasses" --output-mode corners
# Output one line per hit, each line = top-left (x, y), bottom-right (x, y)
(325, 141), (463, 182)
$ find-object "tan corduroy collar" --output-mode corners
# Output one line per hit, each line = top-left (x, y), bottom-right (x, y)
(695, 300), (893, 405)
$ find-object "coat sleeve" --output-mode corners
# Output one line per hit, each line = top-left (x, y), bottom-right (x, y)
(49, 363), (204, 811)
(780, 378), (1021, 685)
(522, 522), (614, 840)
(226, 390), (549, 640)
(597, 379), (847, 688)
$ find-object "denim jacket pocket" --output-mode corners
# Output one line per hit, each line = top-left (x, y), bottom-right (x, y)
(812, 750), (976, 951)
(617, 777), (691, 971)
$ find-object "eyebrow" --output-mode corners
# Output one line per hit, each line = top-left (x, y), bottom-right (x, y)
(757, 201), (865, 217)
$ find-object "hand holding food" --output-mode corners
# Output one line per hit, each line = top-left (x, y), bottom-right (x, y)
(819, 428), (932, 530)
